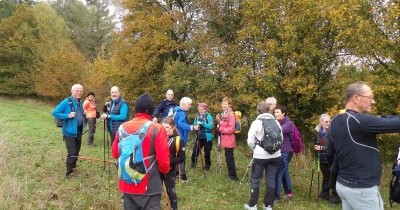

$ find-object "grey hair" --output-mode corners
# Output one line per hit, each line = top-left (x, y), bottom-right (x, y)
(345, 81), (369, 103)
(257, 101), (270, 114)
(180, 97), (192, 105)
(265, 97), (277, 105)
(71, 84), (83, 90)
(319, 113), (331, 121)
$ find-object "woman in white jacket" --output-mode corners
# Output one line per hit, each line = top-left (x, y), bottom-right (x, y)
(244, 101), (282, 210)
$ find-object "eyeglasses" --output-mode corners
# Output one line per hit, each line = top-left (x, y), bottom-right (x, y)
(356, 94), (374, 101)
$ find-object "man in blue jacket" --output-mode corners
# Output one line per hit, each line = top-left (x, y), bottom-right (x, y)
(101, 86), (130, 145)
(173, 97), (199, 182)
(328, 81), (400, 210)
(52, 84), (85, 177)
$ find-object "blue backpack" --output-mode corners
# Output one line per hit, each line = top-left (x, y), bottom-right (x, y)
(117, 121), (155, 184)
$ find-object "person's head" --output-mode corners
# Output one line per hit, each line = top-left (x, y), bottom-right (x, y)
(265, 97), (277, 111)
(256, 101), (269, 114)
(110, 86), (121, 100)
(135, 93), (154, 116)
(180, 97), (192, 111)
(274, 104), (287, 121)
(166, 89), (174, 101)
(221, 97), (232, 111)
(87, 91), (95, 100)
(71, 84), (83, 100)
(162, 117), (177, 136)
(198, 103), (207, 115)
(319, 114), (331, 130)
(345, 81), (375, 113)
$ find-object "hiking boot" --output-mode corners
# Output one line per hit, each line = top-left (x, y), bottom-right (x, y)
(283, 193), (293, 200)
(263, 204), (273, 210)
(318, 191), (330, 200)
(329, 194), (341, 205)
(273, 198), (279, 203)
(181, 174), (188, 183)
(203, 165), (210, 171)
(191, 162), (196, 168)
(229, 175), (239, 181)
(243, 204), (257, 210)
(66, 169), (76, 178)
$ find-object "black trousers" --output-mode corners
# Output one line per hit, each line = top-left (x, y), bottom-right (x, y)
(191, 138), (212, 167)
(64, 126), (83, 171)
(224, 148), (237, 177)
(161, 167), (178, 210)
(123, 193), (161, 210)
(110, 132), (116, 146)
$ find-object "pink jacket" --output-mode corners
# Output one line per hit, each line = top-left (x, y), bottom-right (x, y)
(218, 109), (236, 148)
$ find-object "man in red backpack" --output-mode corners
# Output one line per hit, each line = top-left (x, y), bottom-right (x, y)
(112, 93), (170, 210)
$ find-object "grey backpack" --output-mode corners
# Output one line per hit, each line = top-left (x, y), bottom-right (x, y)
(258, 118), (283, 154)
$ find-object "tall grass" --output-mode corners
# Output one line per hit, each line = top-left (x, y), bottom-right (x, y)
(0, 97), (397, 209)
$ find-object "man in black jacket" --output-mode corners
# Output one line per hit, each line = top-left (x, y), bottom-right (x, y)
(328, 81), (400, 210)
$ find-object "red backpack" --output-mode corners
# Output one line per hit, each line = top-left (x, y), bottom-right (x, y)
(292, 125), (303, 153)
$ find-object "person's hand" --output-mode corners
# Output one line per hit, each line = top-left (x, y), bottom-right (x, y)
(101, 113), (108, 119)
(105, 102), (109, 106)
(68, 112), (76, 118)
(193, 125), (199, 131)
(152, 117), (158, 123)
(216, 114), (221, 122)
(314, 145), (322, 151)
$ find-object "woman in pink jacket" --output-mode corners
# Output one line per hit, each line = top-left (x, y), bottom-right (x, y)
(216, 97), (238, 181)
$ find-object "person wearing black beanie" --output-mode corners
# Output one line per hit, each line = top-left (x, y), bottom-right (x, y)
(112, 92), (170, 210)
(135, 93), (155, 115)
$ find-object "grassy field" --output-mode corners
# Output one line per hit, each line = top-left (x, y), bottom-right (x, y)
(0, 97), (397, 210)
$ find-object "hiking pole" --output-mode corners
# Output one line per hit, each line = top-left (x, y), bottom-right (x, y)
(72, 156), (115, 164)
(163, 185), (170, 210)
(308, 151), (316, 200)
(240, 159), (253, 185)
(82, 119), (103, 136)
(103, 120), (106, 171)
(317, 151), (321, 204)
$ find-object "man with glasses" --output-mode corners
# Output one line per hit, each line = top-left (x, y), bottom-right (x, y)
(52, 84), (85, 177)
(327, 81), (400, 210)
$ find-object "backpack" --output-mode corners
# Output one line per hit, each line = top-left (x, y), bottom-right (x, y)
(390, 164), (400, 207)
(234, 111), (242, 134)
(117, 121), (155, 184)
(54, 98), (74, 127)
(257, 118), (283, 154)
(292, 124), (303, 153)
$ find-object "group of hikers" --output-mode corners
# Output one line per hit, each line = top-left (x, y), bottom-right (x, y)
(52, 81), (400, 210)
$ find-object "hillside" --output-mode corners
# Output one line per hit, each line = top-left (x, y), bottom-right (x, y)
(0, 98), (396, 209)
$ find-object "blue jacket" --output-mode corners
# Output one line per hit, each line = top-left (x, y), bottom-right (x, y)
(52, 96), (84, 137)
(173, 106), (192, 144)
(193, 112), (214, 142)
(108, 97), (129, 134)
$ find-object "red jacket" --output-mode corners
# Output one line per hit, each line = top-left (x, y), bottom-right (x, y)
(112, 113), (170, 195)
(219, 109), (236, 148)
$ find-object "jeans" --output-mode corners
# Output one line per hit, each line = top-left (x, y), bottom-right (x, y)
(275, 152), (293, 199)
(248, 157), (281, 207)
(336, 181), (383, 210)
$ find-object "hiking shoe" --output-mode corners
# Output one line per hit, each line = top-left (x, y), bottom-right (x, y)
(191, 162), (196, 168)
(283, 193), (293, 200)
(203, 165), (210, 171)
(318, 191), (330, 200)
(329, 194), (341, 205)
(263, 204), (273, 210)
(230, 175), (239, 181)
(273, 198), (279, 203)
(243, 204), (257, 210)
(66, 169), (76, 178)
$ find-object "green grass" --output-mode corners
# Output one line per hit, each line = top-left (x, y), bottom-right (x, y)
(0, 97), (397, 209)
